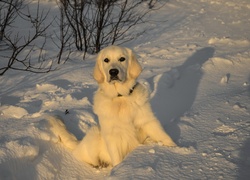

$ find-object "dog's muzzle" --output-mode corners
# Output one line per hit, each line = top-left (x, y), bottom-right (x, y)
(109, 68), (120, 81)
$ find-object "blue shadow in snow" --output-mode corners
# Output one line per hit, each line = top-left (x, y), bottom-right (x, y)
(150, 47), (215, 145)
(237, 138), (250, 180)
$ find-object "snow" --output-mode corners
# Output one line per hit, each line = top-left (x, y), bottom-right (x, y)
(0, 0), (250, 179)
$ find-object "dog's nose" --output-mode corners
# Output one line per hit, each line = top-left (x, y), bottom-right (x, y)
(109, 69), (119, 76)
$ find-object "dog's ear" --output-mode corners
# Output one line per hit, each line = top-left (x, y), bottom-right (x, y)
(126, 48), (142, 79)
(93, 54), (104, 83)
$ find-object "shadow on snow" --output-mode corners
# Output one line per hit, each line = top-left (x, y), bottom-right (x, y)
(150, 47), (215, 145)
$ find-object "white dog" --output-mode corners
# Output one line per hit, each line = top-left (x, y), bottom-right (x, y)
(48, 45), (176, 167)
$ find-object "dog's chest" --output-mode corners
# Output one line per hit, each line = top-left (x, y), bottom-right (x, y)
(94, 95), (137, 121)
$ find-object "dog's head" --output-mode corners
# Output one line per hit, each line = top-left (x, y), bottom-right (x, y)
(93, 46), (142, 84)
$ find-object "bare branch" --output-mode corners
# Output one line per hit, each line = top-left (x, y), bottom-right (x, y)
(58, 0), (156, 57)
(0, 0), (55, 76)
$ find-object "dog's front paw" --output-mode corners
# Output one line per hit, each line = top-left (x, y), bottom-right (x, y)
(160, 139), (177, 147)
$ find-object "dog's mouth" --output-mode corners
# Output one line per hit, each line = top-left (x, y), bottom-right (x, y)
(109, 76), (121, 82)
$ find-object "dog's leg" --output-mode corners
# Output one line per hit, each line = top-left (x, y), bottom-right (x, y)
(135, 106), (177, 147)
(140, 119), (177, 147)
(104, 135), (123, 166)
(73, 126), (110, 167)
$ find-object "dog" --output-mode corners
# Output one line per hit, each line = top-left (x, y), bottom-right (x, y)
(48, 45), (176, 167)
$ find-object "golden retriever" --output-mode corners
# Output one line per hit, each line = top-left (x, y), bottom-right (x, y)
(48, 45), (176, 167)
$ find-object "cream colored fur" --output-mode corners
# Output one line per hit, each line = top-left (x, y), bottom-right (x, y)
(48, 45), (176, 167)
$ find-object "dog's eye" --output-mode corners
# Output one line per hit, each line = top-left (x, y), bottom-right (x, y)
(119, 57), (126, 62)
(104, 58), (110, 63)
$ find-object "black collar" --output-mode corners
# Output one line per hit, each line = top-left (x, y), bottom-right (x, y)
(117, 83), (138, 97)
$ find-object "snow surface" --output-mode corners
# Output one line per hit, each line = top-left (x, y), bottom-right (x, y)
(1, 0), (250, 179)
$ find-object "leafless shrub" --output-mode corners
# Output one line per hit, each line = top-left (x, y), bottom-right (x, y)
(0, 0), (24, 41)
(58, 0), (151, 58)
(52, 0), (73, 64)
(0, 0), (54, 75)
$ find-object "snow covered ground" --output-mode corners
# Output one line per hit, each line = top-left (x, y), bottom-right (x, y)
(1, 0), (250, 179)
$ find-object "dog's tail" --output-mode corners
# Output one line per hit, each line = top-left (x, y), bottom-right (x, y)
(47, 115), (79, 150)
